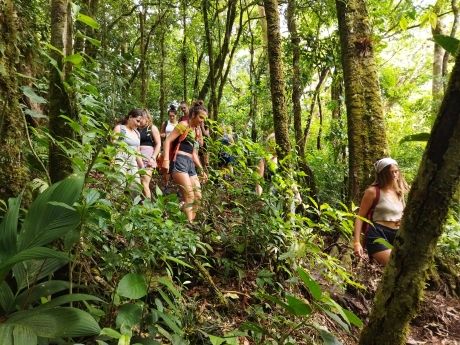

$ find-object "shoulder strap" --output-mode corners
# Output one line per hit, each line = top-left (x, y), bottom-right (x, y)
(368, 185), (380, 217)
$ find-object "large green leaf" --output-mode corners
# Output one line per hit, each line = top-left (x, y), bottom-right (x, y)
(15, 280), (71, 308)
(0, 324), (14, 345)
(17, 174), (84, 251)
(433, 34), (460, 55)
(0, 197), (21, 260)
(34, 293), (103, 310)
(6, 307), (101, 338)
(76, 13), (100, 29)
(116, 303), (143, 329)
(297, 267), (322, 300)
(0, 281), (15, 313)
(12, 324), (37, 345)
(285, 295), (312, 316)
(13, 258), (67, 291)
(0, 248), (69, 282)
(117, 273), (147, 300)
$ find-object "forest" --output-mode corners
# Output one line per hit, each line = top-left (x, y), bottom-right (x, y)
(0, 0), (459, 344)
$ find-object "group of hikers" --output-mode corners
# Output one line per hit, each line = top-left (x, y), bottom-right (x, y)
(113, 100), (208, 222)
(113, 102), (408, 265)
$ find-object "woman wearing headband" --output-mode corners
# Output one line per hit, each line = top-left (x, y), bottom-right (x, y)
(353, 158), (409, 265)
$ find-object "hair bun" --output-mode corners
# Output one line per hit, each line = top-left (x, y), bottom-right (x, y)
(194, 100), (204, 107)
(169, 104), (177, 111)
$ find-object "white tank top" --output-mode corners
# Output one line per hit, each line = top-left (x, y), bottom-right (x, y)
(372, 190), (404, 222)
(165, 121), (176, 137)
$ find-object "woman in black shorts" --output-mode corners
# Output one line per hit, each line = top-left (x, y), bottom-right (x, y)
(161, 101), (208, 222)
(353, 158), (409, 265)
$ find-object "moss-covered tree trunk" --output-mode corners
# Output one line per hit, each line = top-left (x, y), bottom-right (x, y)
(335, 0), (388, 203)
(359, 47), (460, 345)
(49, 0), (74, 182)
(181, 0), (187, 101)
(286, 0), (302, 156)
(0, 0), (29, 199)
(263, 0), (290, 159)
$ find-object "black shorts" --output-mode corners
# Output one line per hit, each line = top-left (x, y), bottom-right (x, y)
(170, 154), (197, 177)
(365, 223), (397, 255)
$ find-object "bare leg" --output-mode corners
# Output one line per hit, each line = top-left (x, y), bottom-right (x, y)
(140, 168), (153, 199)
(190, 175), (202, 218)
(372, 249), (392, 266)
(255, 159), (265, 196)
(172, 171), (195, 222)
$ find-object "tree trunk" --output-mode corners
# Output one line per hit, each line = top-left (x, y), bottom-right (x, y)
(359, 47), (460, 345)
(286, 0), (302, 157)
(139, 6), (147, 106)
(0, 0), (29, 199)
(263, 0), (290, 159)
(49, 0), (74, 183)
(159, 30), (166, 123)
(335, 0), (389, 204)
(432, 17), (445, 114)
(442, 0), (459, 83)
(202, 0), (217, 119)
(181, 0), (187, 101)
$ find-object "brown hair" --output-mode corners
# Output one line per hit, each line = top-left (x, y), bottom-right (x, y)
(374, 164), (409, 199)
(188, 100), (208, 118)
(119, 108), (144, 125)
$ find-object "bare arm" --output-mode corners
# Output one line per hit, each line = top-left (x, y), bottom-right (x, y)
(353, 187), (377, 256)
(161, 122), (184, 170)
(151, 125), (162, 159)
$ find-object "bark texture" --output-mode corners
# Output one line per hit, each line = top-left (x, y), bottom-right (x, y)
(287, 0), (302, 156)
(0, 0), (29, 199)
(359, 47), (460, 345)
(49, 0), (74, 182)
(335, 0), (388, 203)
(263, 0), (291, 158)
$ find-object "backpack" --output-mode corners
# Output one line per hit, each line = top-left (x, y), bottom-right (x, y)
(362, 185), (380, 236)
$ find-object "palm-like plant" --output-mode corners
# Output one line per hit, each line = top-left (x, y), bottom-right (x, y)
(0, 174), (101, 344)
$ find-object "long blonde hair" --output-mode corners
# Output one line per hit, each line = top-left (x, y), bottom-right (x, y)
(374, 164), (409, 199)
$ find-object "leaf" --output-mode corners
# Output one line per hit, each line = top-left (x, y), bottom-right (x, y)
(157, 276), (181, 299)
(14, 259), (67, 291)
(0, 197), (21, 260)
(64, 53), (84, 65)
(285, 295), (312, 316)
(0, 325), (14, 345)
(15, 280), (71, 307)
(207, 334), (226, 345)
(162, 256), (193, 269)
(117, 273), (148, 300)
(297, 268), (322, 300)
(77, 13), (100, 29)
(342, 309), (363, 328)
(318, 328), (342, 345)
(372, 238), (393, 250)
(116, 303), (143, 329)
(100, 327), (122, 339)
(20, 86), (47, 104)
(118, 334), (131, 345)
(429, 11), (438, 29)
(12, 324), (37, 345)
(239, 322), (267, 335)
(17, 174), (84, 251)
(399, 132), (430, 144)
(0, 282), (15, 312)
(6, 307), (100, 337)
(0, 247), (69, 282)
(433, 34), (460, 55)
(35, 293), (103, 310)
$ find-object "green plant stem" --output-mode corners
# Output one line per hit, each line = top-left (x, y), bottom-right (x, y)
(21, 108), (51, 184)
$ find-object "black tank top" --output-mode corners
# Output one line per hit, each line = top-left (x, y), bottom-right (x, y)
(139, 127), (154, 146)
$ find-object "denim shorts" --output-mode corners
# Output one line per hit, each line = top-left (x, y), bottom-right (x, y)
(170, 154), (197, 176)
(365, 223), (397, 255)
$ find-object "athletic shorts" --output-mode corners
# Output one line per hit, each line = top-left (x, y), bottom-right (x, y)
(170, 154), (197, 177)
(365, 223), (397, 256)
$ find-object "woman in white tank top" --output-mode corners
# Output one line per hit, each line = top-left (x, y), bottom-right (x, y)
(161, 105), (178, 139)
(353, 158), (409, 265)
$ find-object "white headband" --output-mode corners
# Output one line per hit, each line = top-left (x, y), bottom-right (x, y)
(374, 158), (398, 173)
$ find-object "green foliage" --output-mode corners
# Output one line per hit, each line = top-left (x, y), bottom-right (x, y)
(0, 175), (101, 343)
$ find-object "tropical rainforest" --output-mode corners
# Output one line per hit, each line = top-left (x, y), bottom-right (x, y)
(0, 0), (459, 344)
